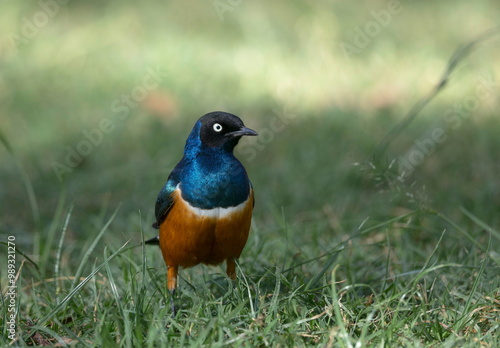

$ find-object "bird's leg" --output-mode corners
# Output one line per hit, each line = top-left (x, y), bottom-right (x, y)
(167, 266), (178, 291)
(226, 258), (237, 280)
(167, 266), (178, 315)
(169, 289), (176, 315)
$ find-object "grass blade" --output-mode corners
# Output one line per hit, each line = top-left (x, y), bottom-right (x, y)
(40, 188), (67, 275)
(31, 240), (130, 331)
(71, 204), (121, 291)
(55, 206), (73, 297)
(373, 26), (500, 163)
(460, 207), (500, 241)
(104, 245), (132, 348)
(330, 265), (353, 348)
(453, 233), (491, 331)
(0, 128), (41, 233)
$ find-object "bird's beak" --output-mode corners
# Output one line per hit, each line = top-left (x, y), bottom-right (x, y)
(227, 126), (258, 138)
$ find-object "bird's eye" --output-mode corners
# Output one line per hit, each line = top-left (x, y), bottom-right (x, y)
(213, 123), (223, 132)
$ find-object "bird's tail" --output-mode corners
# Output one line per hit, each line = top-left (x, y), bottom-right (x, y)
(144, 236), (160, 245)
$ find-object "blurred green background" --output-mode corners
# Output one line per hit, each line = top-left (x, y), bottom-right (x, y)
(1, 0), (499, 260)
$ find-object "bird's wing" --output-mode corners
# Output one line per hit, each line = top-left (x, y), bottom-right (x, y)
(152, 164), (182, 229)
(250, 182), (255, 208)
(152, 180), (177, 229)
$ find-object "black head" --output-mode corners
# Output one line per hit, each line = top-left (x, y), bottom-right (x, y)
(199, 111), (258, 149)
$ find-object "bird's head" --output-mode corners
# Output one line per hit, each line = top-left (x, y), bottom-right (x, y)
(193, 111), (258, 151)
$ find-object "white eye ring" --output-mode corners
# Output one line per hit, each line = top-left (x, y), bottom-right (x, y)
(213, 123), (223, 132)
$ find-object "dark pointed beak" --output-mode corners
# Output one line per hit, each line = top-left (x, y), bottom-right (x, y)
(227, 126), (258, 138)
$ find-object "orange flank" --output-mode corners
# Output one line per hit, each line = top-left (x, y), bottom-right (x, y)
(159, 189), (254, 291)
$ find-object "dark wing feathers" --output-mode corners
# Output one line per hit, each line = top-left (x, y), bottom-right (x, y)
(152, 179), (177, 229)
(152, 163), (182, 229)
(146, 181), (175, 245)
(146, 164), (182, 245)
(144, 236), (160, 245)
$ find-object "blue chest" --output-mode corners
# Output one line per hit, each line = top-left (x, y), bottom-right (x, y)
(177, 149), (251, 209)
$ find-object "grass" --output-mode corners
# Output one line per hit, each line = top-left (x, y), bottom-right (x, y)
(2, 203), (499, 346)
(1, 1), (500, 346)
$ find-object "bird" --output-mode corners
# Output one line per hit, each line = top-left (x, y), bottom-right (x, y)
(145, 111), (258, 312)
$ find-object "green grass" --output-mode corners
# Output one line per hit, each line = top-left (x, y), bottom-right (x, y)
(1, 1), (500, 346)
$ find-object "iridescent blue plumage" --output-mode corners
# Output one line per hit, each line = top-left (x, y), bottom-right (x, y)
(151, 112), (257, 230)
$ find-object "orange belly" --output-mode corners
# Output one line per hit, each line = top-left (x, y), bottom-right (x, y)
(159, 189), (253, 269)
